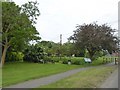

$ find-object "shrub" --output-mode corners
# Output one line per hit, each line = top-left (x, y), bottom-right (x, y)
(43, 56), (55, 63)
(52, 57), (60, 62)
(23, 45), (44, 63)
(6, 52), (24, 62)
(71, 59), (81, 65)
(62, 59), (68, 64)
(62, 57), (84, 65)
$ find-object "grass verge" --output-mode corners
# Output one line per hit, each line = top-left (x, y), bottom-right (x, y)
(40, 65), (117, 88)
(3, 56), (116, 87)
(2, 62), (81, 87)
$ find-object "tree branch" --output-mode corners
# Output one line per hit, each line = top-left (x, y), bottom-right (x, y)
(5, 24), (11, 33)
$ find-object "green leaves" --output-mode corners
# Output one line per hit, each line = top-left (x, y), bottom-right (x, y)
(69, 23), (118, 60)
(2, 1), (41, 63)
(23, 44), (44, 62)
(21, 1), (40, 24)
(2, 1), (40, 48)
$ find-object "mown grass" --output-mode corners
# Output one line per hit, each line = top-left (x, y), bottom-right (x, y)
(2, 62), (81, 87)
(2, 56), (116, 87)
(40, 65), (117, 88)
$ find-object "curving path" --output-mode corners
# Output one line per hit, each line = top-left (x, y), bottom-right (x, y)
(4, 63), (116, 88)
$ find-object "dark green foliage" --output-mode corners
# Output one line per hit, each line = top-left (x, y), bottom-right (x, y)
(69, 23), (118, 61)
(36, 41), (85, 57)
(43, 56), (51, 61)
(2, 2), (40, 49)
(43, 56), (55, 63)
(62, 57), (84, 65)
(1, 1), (41, 64)
(36, 41), (57, 57)
(21, 1), (40, 24)
(6, 51), (24, 62)
(52, 57), (60, 62)
(72, 57), (85, 65)
(23, 45), (44, 63)
(71, 59), (81, 65)
(62, 60), (68, 64)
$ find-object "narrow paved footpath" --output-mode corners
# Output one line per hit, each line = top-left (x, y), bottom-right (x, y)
(5, 63), (116, 88)
(99, 67), (118, 88)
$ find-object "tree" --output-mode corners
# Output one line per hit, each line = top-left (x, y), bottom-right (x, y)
(69, 22), (118, 61)
(1, 1), (40, 66)
(60, 42), (73, 56)
(23, 44), (44, 62)
(37, 41), (58, 56)
(21, 1), (40, 24)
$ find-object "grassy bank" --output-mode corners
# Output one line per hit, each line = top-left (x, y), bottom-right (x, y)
(40, 65), (117, 88)
(2, 62), (81, 87)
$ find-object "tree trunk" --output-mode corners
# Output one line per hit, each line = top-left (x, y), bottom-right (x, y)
(87, 48), (95, 61)
(1, 45), (8, 66)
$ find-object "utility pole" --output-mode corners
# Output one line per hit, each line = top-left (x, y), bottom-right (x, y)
(59, 34), (62, 60)
(60, 34), (62, 45)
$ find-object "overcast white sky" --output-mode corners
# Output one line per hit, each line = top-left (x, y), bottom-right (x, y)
(13, 0), (119, 43)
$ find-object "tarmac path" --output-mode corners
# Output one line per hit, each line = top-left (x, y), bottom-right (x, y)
(4, 63), (116, 88)
(99, 67), (118, 88)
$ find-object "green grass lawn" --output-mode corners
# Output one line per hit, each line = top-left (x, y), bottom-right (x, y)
(2, 56), (116, 87)
(2, 62), (82, 87)
(40, 65), (117, 88)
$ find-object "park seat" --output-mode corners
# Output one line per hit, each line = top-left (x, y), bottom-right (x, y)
(84, 58), (92, 63)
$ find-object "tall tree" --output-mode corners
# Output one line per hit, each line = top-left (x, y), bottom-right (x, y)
(69, 23), (118, 60)
(1, 1), (40, 66)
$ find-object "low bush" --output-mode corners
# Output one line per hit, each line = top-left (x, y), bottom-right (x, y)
(52, 57), (60, 62)
(62, 59), (68, 64)
(71, 57), (84, 65)
(72, 59), (81, 65)
(62, 57), (84, 65)
(91, 56), (116, 66)
(6, 52), (24, 62)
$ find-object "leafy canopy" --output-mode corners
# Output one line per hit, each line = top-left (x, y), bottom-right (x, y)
(69, 22), (118, 60)
(2, 1), (40, 51)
